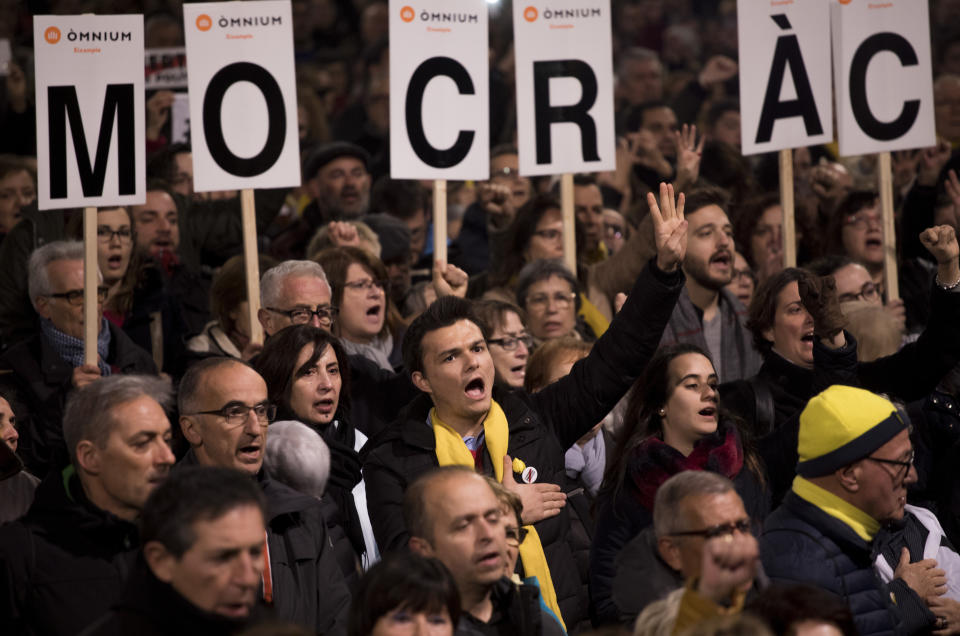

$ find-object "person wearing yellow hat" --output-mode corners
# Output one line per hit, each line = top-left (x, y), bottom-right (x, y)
(759, 385), (936, 636)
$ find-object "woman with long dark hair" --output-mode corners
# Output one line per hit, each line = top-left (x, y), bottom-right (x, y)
(255, 324), (378, 581)
(588, 343), (769, 626)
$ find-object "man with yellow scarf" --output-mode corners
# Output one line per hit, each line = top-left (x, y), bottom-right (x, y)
(364, 184), (689, 632)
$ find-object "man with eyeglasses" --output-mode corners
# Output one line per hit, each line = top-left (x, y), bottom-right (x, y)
(760, 385), (940, 636)
(0, 240), (156, 475)
(177, 357), (351, 635)
(257, 260), (337, 338)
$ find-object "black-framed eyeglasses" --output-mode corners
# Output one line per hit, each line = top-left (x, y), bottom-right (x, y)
(505, 526), (529, 546)
(186, 401), (277, 427)
(866, 450), (914, 479)
(266, 305), (338, 325)
(343, 279), (386, 293)
(669, 519), (752, 540)
(838, 282), (880, 304)
(97, 226), (133, 243)
(488, 335), (533, 351)
(47, 286), (110, 306)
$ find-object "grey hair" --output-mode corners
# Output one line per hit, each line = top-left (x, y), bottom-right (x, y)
(28, 240), (101, 309)
(264, 420), (331, 498)
(63, 374), (172, 467)
(515, 258), (579, 309)
(618, 47), (661, 77)
(260, 260), (330, 307)
(652, 471), (736, 538)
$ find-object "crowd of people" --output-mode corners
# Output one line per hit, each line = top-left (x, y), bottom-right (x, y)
(2, 0), (960, 634)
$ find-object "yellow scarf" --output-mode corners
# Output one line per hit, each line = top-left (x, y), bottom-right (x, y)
(432, 402), (566, 630)
(792, 476), (880, 542)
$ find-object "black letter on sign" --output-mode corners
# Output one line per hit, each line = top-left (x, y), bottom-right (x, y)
(405, 57), (475, 168)
(755, 15), (823, 144)
(48, 84), (135, 199)
(533, 60), (599, 165)
(849, 32), (920, 141)
(203, 62), (286, 177)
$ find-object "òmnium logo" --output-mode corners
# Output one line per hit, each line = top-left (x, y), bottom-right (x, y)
(196, 14), (213, 31)
(400, 6), (415, 22)
(524, 6), (538, 21)
(44, 26), (61, 44)
(523, 5), (603, 23)
(400, 6), (480, 24)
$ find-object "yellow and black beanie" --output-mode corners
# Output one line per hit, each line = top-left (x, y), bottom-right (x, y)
(796, 385), (906, 478)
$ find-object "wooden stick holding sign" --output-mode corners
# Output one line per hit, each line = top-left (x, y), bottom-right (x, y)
(83, 207), (98, 366)
(779, 149), (797, 268)
(877, 151), (898, 301)
(560, 174), (576, 277)
(241, 189), (263, 346)
(433, 180), (447, 267)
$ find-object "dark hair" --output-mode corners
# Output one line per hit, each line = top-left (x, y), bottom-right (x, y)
(402, 297), (489, 376)
(314, 245), (399, 340)
(573, 173), (599, 188)
(704, 98), (740, 129)
(178, 357), (257, 414)
(515, 259), (580, 312)
(745, 267), (806, 353)
(490, 144), (518, 160)
(805, 254), (855, 278)
(146, 142), (191, 182)
(403, 465), (478, 540)
(348, 552), (461, 636)
(254, 325), (351, 422)
(746, 584), (856, 636)
(140, 465), (266, 558)
(683, 184), (731, 218)
(472, 299), (526, 336)
(370, 178), (426, 221)
(210, 254), (278, 338)
(698, 142), (757, 211)
(622, 100), (670, 133)
(490, 194), (562, 287)
(733, 193), (780, 267)
(828, 189), (879, 256)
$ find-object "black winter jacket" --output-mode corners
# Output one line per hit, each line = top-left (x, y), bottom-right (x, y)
(455, 578), (566, 636)
(364, 261), (685, 630)
(0, 466), (139, 636)
(760, 492), (930, 636)
(79, 558), (267, 636)
(0, 323), (157, 476)
(179, 451), (351, 635)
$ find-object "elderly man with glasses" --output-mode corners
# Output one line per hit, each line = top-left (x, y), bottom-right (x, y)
(0, 240), (156, 475)
(177, 357), (351, 635)
(760, 385), (944, 636)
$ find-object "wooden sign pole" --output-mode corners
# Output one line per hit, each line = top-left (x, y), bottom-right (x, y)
(560, 173), (576, 276)
(83, 206), (99, 366)
(878, 151), (898, 301)
(779, 149), (797, 268)
(241, 188), (263, 345)
(433, 180), (447, 266)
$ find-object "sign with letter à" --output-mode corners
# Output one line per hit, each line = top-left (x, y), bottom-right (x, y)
(183, 0), (300, 191)
(513, 0), (615, 176)
(389, 0), (489, 180)
(737, 0), (833, 155)
(832, 0), (935, 156)
(34, 14), (145, 210)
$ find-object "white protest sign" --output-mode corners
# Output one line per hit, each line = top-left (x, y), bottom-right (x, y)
(737, 0), (833, 155)
(34, 15), (145, 210)
(513, 1), (615, 176)
(389, 0), (489, 180)
(145, 47), (187, 89)
(832, 0), (935, 156)
(171, 92), (190, 144)
(183, 1), (300, 191)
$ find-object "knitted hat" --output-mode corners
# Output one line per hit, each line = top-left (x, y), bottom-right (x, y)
(303, 142), (371, 179)
(796, 385), (906, 478)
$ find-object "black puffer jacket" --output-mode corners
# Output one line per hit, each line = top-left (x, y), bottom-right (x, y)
(0, 466), (140, 636)
(0, 324), (157, 476)
(179, 451), (351, 635)
(760, 492), (931, 636)
(364, 260), (685, 631)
